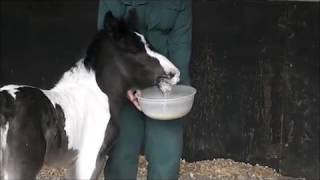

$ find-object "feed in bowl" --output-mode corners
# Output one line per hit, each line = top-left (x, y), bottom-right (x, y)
(137, 85), (196, 120)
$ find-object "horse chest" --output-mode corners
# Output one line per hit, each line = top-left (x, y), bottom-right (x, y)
(43, 84), (111, 173)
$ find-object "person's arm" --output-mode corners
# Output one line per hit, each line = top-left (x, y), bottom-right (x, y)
(167, 0), (192, 85)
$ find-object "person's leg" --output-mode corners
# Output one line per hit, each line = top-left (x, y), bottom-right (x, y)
(145, 118), (183, 180)
(104, 104), (144, 180)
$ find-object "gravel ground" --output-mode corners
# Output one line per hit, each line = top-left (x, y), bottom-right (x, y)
(37, 156), (303, 180)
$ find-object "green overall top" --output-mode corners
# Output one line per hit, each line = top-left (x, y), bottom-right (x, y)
(98, 0), (192, 84)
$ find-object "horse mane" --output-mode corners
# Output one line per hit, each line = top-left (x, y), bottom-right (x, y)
(51, 59), (96, 91)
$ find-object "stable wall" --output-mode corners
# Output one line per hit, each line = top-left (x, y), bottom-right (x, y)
(1, 0), (319, 179)
(184, 1), (319, 179)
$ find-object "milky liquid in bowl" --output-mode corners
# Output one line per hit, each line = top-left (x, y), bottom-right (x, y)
(137, 85), (196, 120)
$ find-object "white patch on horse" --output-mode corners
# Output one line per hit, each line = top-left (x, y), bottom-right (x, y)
(134, 32), (180, 86)
(42, 60), (110, 179)
(0, 85), (23, 99)
(0, 122), (9, 180)
(0, 122), (9, 149)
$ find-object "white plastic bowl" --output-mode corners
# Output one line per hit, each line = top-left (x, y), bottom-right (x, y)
(137, 85), (196, 120)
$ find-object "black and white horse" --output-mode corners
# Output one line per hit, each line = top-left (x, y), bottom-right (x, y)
(0, 12), (179, 180)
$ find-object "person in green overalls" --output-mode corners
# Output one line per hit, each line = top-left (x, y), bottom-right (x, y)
(97, 0), (192, 179)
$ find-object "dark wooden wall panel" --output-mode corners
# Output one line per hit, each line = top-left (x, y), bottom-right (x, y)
(184, 1), (319, 179)
(0, 0), (98, 88)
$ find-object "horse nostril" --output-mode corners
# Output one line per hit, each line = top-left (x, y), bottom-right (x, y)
(167, 72), (175, 79)
(156, 72), (175, 84)
(161, 72), (174, 79)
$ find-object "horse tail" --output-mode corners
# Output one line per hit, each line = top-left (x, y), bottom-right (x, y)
(0, 90), (15, 179)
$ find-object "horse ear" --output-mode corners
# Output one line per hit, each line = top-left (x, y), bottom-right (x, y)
(126, 8), (139, 31)
(103, 11), (119, 33)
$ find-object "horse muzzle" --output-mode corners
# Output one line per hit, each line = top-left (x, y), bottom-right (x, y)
(157, 70), (180, 94)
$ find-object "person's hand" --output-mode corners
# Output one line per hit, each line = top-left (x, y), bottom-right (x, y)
(127, 89), (142, 111)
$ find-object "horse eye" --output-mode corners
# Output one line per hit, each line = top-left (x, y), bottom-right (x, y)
(127, 46), (141, 54)
(119, 42), (139, 53)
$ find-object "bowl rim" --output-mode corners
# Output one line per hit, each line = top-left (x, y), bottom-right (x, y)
(137, 85), (197, 102)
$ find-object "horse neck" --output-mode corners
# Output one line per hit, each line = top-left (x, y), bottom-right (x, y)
(54, 56), (131, 115)
(91, 57), (130, 118)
